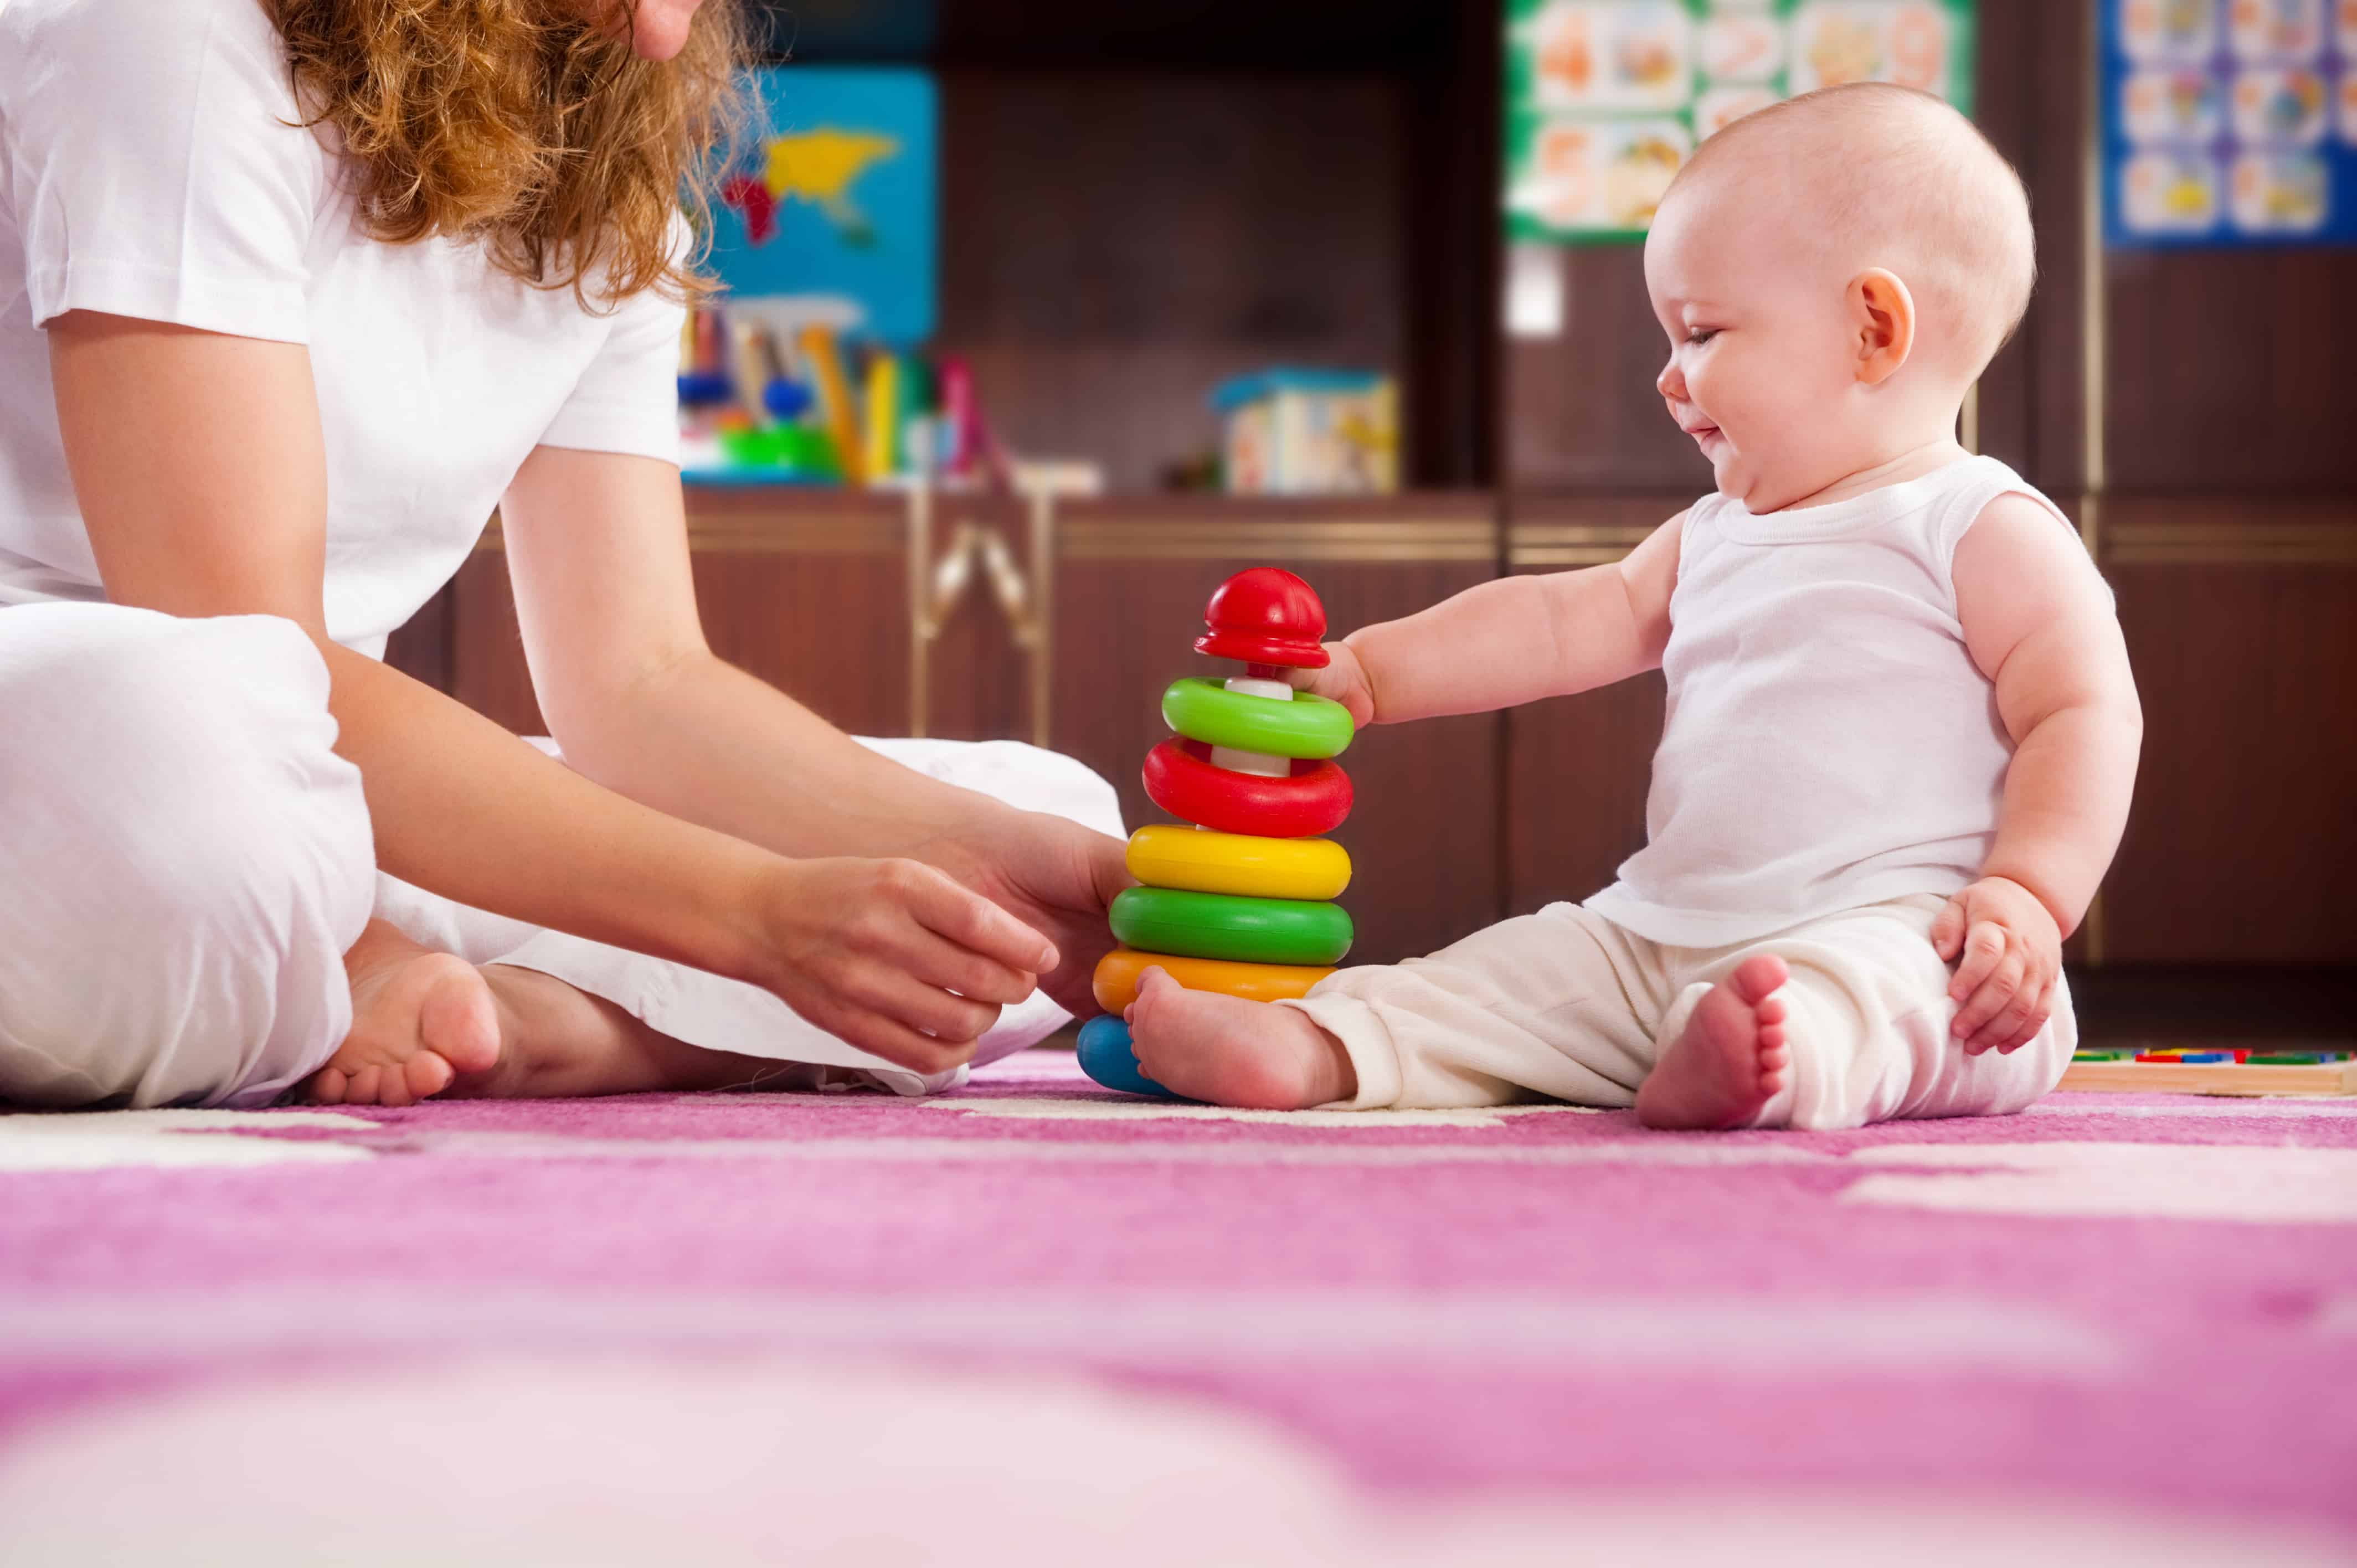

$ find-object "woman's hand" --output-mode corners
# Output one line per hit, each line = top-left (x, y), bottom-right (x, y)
(748, 856), (1060, 1075)
(1291, 641), (1377, 728)
(905, 810), (1131, 1022)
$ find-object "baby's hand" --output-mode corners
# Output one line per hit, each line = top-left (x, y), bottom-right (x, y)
(1930, 877), (2061, 1056)
(1290, 641), (1375, 728)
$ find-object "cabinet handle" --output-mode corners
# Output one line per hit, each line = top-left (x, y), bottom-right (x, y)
(904, 480), (1059, 745)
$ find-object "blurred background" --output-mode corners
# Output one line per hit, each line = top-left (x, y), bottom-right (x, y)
(391, 0), (2355, 1044)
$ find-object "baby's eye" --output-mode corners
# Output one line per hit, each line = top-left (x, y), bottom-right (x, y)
(1685, 328), (1720, 345)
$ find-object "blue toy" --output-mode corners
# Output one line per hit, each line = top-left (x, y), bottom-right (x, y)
(1075, 1015), (1183, 1101)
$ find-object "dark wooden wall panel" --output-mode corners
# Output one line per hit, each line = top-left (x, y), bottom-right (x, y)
(2106, 250), (2357, 494)
(2103, 528), (2357, 963)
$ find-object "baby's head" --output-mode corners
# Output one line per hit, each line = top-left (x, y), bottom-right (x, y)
(1645, 84), (2034, 509)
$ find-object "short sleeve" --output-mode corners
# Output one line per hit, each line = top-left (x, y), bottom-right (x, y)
(0, 0), (321, 341)
(534, 218), (689, 465)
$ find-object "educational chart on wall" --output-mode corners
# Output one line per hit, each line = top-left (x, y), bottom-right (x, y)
(2102, 0), (2357, 248)
(1504, 1), (1979, 244)
(703, 67), (938, 343)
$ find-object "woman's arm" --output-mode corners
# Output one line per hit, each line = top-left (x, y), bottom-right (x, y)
(47, 313), (1056, 1072)
(497, 445), (1130, 1015)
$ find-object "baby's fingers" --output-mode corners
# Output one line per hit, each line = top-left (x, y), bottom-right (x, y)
(1993, 977), (2057, 1055)
(1948, 922), (2005, 1003)
(1952, 954), (2025, 1049)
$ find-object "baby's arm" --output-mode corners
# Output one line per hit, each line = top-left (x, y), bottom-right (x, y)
(1303, 512), (1685, 725)
(1937, 495), (2144, 1053)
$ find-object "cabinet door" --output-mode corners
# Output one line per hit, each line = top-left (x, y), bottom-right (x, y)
(1049, 499), (1502, 966)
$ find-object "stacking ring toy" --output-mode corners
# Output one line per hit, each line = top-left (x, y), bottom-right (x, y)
(1110, 886), (1353, 966)
(1092, 948), (1334, 1014)
(1125, 825), (1351, 902)
(1143, 739), (1352, 838)
(1162, 678), (1352, 760)
(1074, 1015), (1183, 1100)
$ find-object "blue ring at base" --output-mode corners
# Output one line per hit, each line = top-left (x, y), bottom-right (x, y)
(1075, 1014), (1185, 1100)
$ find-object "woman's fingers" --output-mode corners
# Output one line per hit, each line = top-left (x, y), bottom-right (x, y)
(895, 860), (1058, 974)
(902, 927), (1036, 1008)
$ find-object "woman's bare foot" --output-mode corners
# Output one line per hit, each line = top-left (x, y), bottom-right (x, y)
(1124, 966), (1356, 1109)
(308, 921), (782, 1106)
(1635, 953), (1793, 1130)
(308, 920), (501, 1107)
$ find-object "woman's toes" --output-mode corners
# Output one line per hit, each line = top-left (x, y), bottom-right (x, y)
(419, 963), (501, 1077)
(405, 1052), (455, 1100)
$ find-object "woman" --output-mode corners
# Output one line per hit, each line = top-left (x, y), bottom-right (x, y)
(0, 0), (1128, 1110)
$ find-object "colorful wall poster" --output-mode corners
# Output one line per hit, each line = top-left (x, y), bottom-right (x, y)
(2102, 0), (2356, 247)
(703, 68), (938, 343)
(1505, 1), (1979, 244)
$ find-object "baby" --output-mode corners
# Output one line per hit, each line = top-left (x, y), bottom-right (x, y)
(1125, 84), (2142, 1131)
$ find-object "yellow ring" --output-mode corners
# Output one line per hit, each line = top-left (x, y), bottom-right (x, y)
(1125, 824), (1352, 901)
(1092, 948), (1335, 1014)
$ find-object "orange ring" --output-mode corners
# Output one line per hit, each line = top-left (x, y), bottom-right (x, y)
(1091, 948), (1335, 1014)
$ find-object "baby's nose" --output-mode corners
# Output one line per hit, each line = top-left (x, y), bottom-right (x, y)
(1656, 355), (1685, 400)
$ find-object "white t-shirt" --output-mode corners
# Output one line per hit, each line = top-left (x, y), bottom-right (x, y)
(1586, 455), (2099, 948)
(0, 0), (685, 658)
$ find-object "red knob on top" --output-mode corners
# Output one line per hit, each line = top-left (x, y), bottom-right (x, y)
(1193, 568), (1330, 670)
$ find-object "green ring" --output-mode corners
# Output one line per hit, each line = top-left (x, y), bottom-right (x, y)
(1109, 886), (1354, 966)
(1161, 678), (1354, 760)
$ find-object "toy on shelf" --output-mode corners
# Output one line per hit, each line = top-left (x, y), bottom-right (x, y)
(1077, 569), (1357, 1098)
(2060, 1046), (2356, 1097)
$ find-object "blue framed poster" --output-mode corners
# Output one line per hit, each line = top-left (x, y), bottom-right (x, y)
(703, 68), (938, 343)
(2101, 0), (2357, 248)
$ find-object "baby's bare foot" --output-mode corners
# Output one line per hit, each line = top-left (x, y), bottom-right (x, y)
(1635, 953), (1792, 1130)
(308, 920), (502, 1108)
(1125, 966), (1356, 1110)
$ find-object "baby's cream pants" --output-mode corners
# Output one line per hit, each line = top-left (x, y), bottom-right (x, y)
(1283, 895), (2075, 1128)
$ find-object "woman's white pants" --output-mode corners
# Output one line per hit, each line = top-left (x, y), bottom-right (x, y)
(0, 604), (1123, 1109)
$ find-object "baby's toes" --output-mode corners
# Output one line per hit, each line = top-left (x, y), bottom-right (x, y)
(344, 1065), (383, 1105)
(306, 1067), (348, 1105)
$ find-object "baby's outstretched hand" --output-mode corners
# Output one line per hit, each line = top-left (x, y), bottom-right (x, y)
(1931, 878), (2061, 1056)
(1290, 641), (1375, 728)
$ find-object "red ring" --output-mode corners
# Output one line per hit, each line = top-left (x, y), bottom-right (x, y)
(1193, 629), (1330, 668)
(1141, 739), (1352, 838)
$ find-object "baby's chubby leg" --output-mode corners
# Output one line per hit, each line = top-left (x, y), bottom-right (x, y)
(1124, 904), (1666, 1111)
(1655, 894), (2077, 1131)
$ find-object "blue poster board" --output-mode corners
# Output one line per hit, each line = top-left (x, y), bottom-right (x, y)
(704, 67), (938, 343)
(2101, 0), (2357, 248)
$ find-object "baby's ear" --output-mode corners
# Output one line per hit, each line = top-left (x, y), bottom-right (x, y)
(1849, 269), (1916, 384)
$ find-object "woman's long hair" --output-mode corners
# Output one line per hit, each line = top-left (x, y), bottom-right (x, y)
(268, 0), (749, 306)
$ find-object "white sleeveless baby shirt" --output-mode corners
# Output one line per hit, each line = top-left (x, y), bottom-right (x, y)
(1584, 455), (2090, 948)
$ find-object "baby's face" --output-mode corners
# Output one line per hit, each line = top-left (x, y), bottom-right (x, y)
(1644, 178), (1865, 510)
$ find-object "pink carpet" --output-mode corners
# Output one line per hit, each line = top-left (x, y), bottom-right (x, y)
(2, 1051), (2353, 1563)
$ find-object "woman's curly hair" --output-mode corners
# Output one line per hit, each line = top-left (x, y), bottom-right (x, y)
(268, 0), (750, 307)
